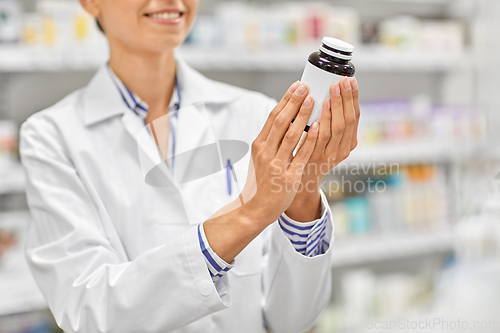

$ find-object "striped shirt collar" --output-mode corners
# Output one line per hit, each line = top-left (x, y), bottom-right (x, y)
(105, 64), (180, 120)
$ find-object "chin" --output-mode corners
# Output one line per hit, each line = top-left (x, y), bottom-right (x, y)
(137, 34), (186, 53)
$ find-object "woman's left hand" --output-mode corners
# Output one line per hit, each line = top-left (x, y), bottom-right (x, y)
(305, 77), (360, 181)
(284, 77), (360, 221)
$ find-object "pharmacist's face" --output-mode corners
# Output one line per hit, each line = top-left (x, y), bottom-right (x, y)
(96, 0), (198, 51)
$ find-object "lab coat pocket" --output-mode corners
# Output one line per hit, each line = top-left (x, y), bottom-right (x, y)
(206, 154), (261, 276)
(207, 154), (250, 215)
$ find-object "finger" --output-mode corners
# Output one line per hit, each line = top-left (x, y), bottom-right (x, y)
(266, 83), (309, 152)
(336, 78), (357, 161)
(290, 121), (319, 174)
(314, 99), (332, 155)
(350, 78), (360, 150)
(325, 83), (344, 155)
(276, 95), (314, 161)
(255, 81), (300, 144)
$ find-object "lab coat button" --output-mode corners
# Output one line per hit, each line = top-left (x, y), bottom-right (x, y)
(198, 280), (214, 297)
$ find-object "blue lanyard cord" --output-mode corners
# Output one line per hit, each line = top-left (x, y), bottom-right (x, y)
(142, 76), (181, 166)
(174, 76), (181, 111)
(170, 76), (181, 170)
(170, 119), (176, 170)
(106, 65), (139, 116)
(226, 160), (232, 196)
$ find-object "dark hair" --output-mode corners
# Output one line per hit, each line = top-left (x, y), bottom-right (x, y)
(96, 18), (104, 33)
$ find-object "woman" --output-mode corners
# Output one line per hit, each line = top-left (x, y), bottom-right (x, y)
(20, 0), (360, 332)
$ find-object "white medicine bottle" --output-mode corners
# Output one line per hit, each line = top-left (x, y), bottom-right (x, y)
(300, 37), (356, 130)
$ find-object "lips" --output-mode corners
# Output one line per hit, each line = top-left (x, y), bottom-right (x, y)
(144, 9), (184, 20)
(146, 12), (182, 19)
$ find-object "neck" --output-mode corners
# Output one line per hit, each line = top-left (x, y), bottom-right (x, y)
(108, 40), (177, 121)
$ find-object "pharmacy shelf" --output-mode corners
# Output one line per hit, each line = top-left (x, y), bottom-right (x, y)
(0, 45), (109, 72)
(0, 211), (47, 316)
(0, 163), (26, 195)
(331, 229), (454, 267)
(0, 142), (480, 196)
(179, 47), (471, 73)
(344, 140), (482, 165)
(0, 45), (471, 73)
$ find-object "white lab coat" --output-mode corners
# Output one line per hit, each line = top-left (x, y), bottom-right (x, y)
(19, 56), (334, 333)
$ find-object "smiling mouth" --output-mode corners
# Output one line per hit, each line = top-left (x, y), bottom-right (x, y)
(145, 12), (183, 20)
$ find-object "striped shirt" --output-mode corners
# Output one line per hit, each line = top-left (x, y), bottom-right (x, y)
(106, 65), (331, 282)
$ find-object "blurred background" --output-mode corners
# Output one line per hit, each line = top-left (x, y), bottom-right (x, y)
(0, 0), (500, 332)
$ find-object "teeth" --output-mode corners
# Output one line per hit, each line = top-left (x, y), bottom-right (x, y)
(149, 12), (181, 19)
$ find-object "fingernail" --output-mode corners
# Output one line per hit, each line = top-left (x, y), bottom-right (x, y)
(311, 121), (319, 131)
(303, 96), (313, 108)
(296, 84), (307, 96)
(326, 99), (331, 110)
(343, 78), (351, 91)
(351, 78), (358, 91)
(289, 81), (300, 94)
(334, 84), (341, 97)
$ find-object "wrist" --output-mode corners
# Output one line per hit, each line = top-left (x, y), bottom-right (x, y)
(301, 171), (324, 186)
(239, 199), (271, 236)
(204, 199), (267, 263)
(286, 187), (322, 222)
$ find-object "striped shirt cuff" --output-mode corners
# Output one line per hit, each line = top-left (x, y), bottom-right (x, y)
(278, 193), (332, 257)
(198, 223), (234, 282)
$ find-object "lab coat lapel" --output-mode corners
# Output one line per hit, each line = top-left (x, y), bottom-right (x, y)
(82, 65), (127, 126)
(173, 104), (218, 185)
(82, 59), (243, 190)
(171, 57), (245, 224)
(82, 64), (177, 189)
(122, 111), (178, 189)
(172, 57), (237, 183)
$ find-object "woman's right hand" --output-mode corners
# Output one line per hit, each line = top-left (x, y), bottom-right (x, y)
(205, 83), (318, 262)
(240, 82), (319, 226)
